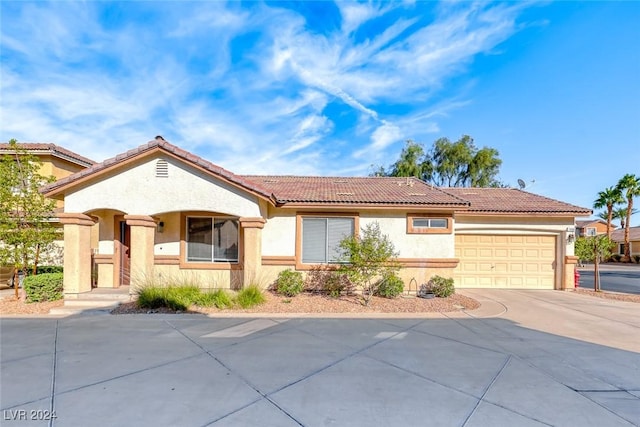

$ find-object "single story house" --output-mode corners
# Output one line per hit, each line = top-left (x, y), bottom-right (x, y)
(610, 226), (640, 258)
(42, 138), (591, 296)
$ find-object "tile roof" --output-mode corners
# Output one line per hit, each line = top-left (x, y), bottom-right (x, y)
(241, 176), (469, 207)
(443, 187), (592, 215)
(40, 139), (592, 215)
(576, 219), (608, 227)
(0, 142), (95, 167)
(42, 139), (275, 201)
(610, 226), (640, 242)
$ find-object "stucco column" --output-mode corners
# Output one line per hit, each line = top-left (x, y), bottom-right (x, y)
(240, 217), (266, 288)
(59, 213), (96, 296)
(125, 215), (156, 292)
(563, 256), (579, 290)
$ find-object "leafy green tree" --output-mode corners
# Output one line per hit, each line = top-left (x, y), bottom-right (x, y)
(338, 222), (400, 306)
(374, 135), (502, 187)
(593, 186), (623, 238)
(0, 140), (57, 298)
(616, 174), (640, 260)
(388, 140), (426, 178)
(575, 236), (614, 291)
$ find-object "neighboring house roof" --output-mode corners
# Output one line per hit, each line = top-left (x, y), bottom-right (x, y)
(576, 219), (609, 228)
(0, 142), (95, 167)
(610, 226), (640, 242)
(242, 176), (469, 207)
(443, 187), (592, 215)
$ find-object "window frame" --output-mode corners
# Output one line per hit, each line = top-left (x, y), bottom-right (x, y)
(585, 227), (597, 236)
(180, 212), (241, 269)
(296, 212), (359, 270)
(406, 213), (453, 234)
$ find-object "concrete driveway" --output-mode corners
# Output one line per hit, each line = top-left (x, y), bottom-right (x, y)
(1, 290), (639, 426)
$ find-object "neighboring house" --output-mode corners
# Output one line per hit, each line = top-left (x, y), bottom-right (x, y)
(0, 143), (95, 209)
(42, 139), (591, 296)
(576, 219), (611, 237)
(0, 143), (95, 282)
(610, 227), (640, 258)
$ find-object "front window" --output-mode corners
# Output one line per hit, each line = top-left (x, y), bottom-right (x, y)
(586, 228), (597, 236)
(302, 217), (354, 264)
(186, 217), (238, 262)
(407, 213), (452, 234)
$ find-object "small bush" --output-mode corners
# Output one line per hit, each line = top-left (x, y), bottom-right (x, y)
(274, 269), (304, 297)
(35, 265), (63, 275)
(236, 285), (266, 308)
(325, 271), (353, 298)
(633, 255), (640, 264)
(137, 286), (169, 309)
(23, 273), (64, 303)
(611, 254), (622, 262)
(427, 276), (455, 298)
(137, 285), (201, 311)
(196, 289), (233, 308)
(375, 273), (404, 298)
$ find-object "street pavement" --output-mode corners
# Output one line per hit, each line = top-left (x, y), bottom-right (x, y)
(578, 263), (640, 295)
(1, 289), (639, 426)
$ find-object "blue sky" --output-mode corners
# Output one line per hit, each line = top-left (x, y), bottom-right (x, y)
(1, 1), (639, 225)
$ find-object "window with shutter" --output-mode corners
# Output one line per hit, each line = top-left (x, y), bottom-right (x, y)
(301, 217), (355, 264)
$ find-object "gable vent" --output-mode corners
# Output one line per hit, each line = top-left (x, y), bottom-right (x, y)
(156, 160), (169, 177)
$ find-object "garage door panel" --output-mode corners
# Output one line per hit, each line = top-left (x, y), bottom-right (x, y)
(455, 234), (556, 289)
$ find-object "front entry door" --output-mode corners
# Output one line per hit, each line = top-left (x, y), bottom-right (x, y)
(117, 220), (131, 286)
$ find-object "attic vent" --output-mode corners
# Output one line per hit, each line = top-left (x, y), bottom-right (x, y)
(263, 179), (279, 183)
(336, 192), (354, 196)
(408, 193), (426, 196)
(334, 180), (348, 183)
(156, 160), (169, 177)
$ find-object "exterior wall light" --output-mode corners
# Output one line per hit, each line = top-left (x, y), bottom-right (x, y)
(567, 233), (575, 244)
(157, 221), (165, 233)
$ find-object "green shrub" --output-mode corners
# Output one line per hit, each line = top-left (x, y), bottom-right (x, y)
(137, 285), (201, 311)
(23, 273), (64, 303)
(274, 269), (304, 297)
(324, 271), (352, 298)
(375, 272), (404, 298)
(137, 286), (169, 309)
(236, 285), (266, 308)
(428, 276), (455, 298)
(196, 289), (233, 308)
(35, 265), (63, 275)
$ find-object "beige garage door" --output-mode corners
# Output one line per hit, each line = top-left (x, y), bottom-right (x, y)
(454, 235), (556, 289)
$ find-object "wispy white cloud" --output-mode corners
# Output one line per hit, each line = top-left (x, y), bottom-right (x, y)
(0, 1), (535, 176)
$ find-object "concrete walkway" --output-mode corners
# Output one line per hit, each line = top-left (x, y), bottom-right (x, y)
(1, 290), (639, 426)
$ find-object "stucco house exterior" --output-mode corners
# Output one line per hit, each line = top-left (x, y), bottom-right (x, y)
(575, 219), (611, 237)
(42, 139), (591, 297)
(611, 226), (640, 258)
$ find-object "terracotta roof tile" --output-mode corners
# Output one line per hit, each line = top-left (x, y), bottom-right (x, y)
(42, 140), (275, 200)
(0, 142), (95, 166)
(443, 187), (591, 215)
(610, 226), (640, 242)
(241, 176), (469, 206)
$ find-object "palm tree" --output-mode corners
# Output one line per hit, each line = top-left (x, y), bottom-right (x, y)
(593, 186), (623, 238)
(616, 174), (640, 260)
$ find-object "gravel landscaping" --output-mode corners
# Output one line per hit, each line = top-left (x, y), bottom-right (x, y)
(111, 291), (481, 315)
(2, 288), (638, 316)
